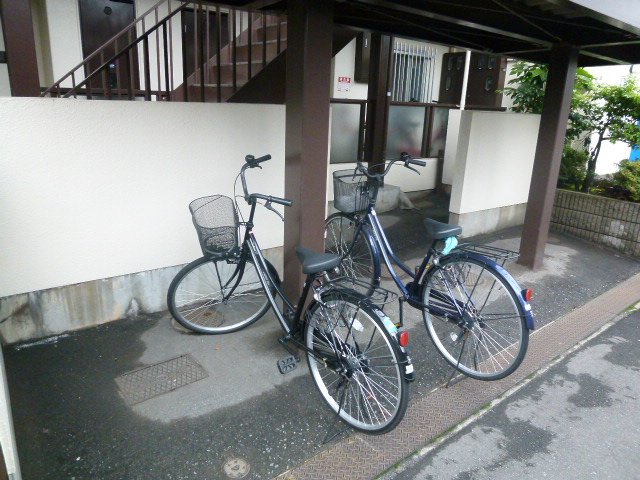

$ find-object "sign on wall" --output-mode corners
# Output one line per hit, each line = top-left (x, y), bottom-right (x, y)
(337, 76), (352, 92)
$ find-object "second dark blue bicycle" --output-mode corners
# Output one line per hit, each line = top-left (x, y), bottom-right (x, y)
(325, 154), (535, 381)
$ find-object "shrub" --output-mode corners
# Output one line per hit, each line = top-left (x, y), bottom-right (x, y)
(611, 159), (640, 202)
(558, 146), (588, 191)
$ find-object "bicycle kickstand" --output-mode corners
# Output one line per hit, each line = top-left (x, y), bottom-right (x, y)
(321, 381), (351, 444)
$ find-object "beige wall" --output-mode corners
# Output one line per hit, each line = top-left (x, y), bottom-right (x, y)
(0, 98), (286, 298)
(450, 111), (540, 215)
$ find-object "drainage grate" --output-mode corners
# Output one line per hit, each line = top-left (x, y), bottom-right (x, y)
(115, 354), (208, 405)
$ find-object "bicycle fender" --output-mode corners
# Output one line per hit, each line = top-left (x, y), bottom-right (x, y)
(372, 306), (415, 382)
(450, 252), (535, 331)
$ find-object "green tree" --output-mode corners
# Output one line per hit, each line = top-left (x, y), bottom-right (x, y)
(504, 62), (640, 192)
(503, 61), (595, 141)
(558, 146), (588, 191)
(612, 159), (640, 202)
(581, 78), (640, 192)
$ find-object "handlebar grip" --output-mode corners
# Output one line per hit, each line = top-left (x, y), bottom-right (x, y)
(409, 158), (427, 167)
(249, 193), (292, 207)
(245, 154), (272, 165)
(269, 196), (292, 207)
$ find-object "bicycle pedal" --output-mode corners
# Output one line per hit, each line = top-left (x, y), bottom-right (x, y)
(277, 355), (298, 375)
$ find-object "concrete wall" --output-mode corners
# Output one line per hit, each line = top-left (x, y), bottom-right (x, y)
(552, 189), (640, 257)
(0, 98), (286, 343)
(449, 110), (540, 237)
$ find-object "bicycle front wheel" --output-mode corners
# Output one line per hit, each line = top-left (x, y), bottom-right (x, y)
(167, 255), (272, 334)
(421, 255), (529, 381)
(305, 291), (409, 434)
(324, 212), (378, 293)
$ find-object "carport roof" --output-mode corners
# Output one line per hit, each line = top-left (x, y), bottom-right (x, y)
(241, 0), (640, 66)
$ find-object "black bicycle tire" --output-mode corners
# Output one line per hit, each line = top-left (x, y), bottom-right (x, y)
(421, 254), (529, 381)
(305, 291), (409, 434)
(167, 254), (273, 334)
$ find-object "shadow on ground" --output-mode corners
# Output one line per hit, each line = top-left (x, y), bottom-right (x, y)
(6, 202), (640, 479)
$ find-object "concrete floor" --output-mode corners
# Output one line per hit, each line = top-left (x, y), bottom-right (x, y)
(5, 202), (640, 480)
(385, 309), (640, 480)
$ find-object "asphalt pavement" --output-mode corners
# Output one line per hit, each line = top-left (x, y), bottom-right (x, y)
(383, 308), (640, 480)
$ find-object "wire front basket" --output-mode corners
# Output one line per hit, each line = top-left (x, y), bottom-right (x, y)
(454, 243), (519, 267)
(332, 169), (369, 213)
(189, 195), (239, 256)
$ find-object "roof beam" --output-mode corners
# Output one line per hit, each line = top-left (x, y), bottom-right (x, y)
(349, 0), (554, 47)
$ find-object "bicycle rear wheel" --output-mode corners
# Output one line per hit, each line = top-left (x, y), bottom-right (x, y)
(324, 212), (378, 293)
(421, 255), (529, 381)
(305, 291), (409, 434)
(167, 255), (272, 334)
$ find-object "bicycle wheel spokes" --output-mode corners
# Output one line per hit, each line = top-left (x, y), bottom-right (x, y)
(305, 294), (407, 433)
(324, 214), (376, 291)
(423, 256), (529, 381)
(168, 256), (271, 333)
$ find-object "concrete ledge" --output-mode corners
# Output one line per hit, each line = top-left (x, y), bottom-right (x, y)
(0, 247), (283, 345)
(450, 203), (527, 237)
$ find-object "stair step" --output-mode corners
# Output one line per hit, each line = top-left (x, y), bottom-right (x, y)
(255, 22), (287, 39)
(233, 41), (287, 62)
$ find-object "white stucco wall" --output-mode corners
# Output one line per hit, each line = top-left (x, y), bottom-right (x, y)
(331, 39), (368, 100)
(442, 109), (462, 185)
(0, 98), (286, 298)
(450, 111), (540, 215)
(44, 0), (84, 87)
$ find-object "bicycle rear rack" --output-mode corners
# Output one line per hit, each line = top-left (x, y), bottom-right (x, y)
(327, 277), (398, 308)
(454, 243), (519, 267)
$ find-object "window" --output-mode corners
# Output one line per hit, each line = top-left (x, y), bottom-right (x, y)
(391, 43), (437, 103)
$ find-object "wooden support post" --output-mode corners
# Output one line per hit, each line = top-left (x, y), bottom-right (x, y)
(364, 33), (392, 170)
(283, 0), (333, 300)
(518, 44), (579, 269)
(0, 0), (40, 96)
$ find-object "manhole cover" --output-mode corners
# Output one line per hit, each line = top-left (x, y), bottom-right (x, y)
(115, 354), (208, 405)
(223, 458), (250, 479)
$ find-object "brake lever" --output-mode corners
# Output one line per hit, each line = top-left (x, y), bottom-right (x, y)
(405, 163), (421, 175)
(265, 201), (284, 222)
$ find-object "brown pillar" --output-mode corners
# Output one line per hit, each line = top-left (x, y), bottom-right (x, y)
(283, 0), (333, 299)
(364, 33), (392, 168)
(518, 44), (579, 269)
(0, 0), (40, 96)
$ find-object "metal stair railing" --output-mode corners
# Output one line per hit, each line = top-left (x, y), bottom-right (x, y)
(41, 0), (287, 103)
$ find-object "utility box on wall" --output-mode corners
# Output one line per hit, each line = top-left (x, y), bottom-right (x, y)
(354, 31), (371, 83)
(438, 52), (506, 108)
(438, 52), (466, 105)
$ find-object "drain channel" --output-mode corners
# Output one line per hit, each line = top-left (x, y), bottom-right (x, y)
(115, 354), (208, 405)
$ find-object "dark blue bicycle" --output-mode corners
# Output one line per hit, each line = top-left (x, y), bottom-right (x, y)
(325, 154), (535, 381)
(167, 154), (413, 434)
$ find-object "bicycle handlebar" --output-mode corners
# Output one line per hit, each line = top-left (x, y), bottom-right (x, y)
(245, 154), (271, 166)
(240, 154), (293, 208)
(250, 193), (292, 207)
(356, 152), (425, 180)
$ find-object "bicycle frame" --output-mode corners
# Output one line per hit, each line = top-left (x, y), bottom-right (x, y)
(349, 204), (535, 330)
(360, 207), (431, 302)
(239, 199), (309, 336)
